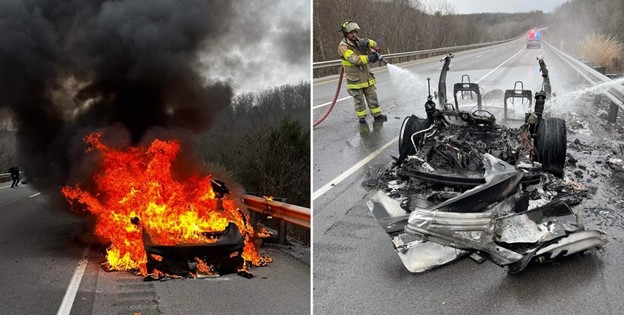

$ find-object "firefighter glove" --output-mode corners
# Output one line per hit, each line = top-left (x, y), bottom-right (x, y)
(367, 53), (379, 63)
(357, 38), (370, 51)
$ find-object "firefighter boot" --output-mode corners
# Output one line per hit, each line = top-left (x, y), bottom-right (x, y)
(374, 114), (387, 122)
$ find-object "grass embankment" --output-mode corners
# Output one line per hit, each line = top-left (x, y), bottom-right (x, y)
(578, 34), (624, 73)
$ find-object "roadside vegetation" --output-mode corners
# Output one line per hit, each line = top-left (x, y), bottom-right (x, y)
(578, 34), (623, 72)
(549, 0), (624, 72)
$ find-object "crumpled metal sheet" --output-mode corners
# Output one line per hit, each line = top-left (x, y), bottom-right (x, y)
(367, 191), (468, 272)
(396, 239), (467, 273)
(369, 154), (607, 273)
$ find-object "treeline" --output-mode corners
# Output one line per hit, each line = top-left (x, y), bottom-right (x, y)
(197, 82), (310, 208)
(313, 0), (546, 62)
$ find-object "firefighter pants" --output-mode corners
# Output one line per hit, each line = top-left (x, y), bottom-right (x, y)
(348, 85), (382, 118)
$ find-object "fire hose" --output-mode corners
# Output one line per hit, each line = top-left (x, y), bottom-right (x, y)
(313, 50), (387, 128)
(313, 66), (344, 127)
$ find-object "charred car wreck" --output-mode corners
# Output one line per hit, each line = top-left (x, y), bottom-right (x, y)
(368, 54), (607, 273)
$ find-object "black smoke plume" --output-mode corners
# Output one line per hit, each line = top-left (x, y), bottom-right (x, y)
(0, 0), (235, 191)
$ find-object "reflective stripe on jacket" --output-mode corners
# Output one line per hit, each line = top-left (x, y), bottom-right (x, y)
(338, 38), (378, 90)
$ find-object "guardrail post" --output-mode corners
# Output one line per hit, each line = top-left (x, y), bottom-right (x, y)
(594, 94), (602, 107)
(608, 100), (619, 123)
(595, 94), (619, 123)
(278, 220), (287, 245)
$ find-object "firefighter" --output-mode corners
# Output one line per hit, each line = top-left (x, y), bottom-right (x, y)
(338, 21), (387, 123)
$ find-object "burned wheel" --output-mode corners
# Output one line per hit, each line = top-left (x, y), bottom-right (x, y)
(398, 115), (430, 164)
(534, 117), (567, 177)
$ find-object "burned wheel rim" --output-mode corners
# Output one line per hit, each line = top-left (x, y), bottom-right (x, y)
(534, 117), (567, 177)
(398, 115), (429, 164)
(398, 115), (413, 153)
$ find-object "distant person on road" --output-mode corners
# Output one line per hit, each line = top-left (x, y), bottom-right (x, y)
(8, 166), (19, 188)
(338, 20), (388, 124)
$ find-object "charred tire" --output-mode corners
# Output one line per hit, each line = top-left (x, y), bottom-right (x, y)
(534, 117), (567, 177)
(398, 115), (430, 164)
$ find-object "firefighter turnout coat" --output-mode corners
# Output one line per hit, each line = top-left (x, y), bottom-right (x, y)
(338, 38), (378, 90)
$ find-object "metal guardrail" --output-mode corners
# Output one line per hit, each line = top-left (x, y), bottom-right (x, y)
(313, 35), (524, 70)
(243, 194), (310, 228)
(545, 40), (624, 122)
(0, 172), (21, 183)
(243, 194), (310, 244)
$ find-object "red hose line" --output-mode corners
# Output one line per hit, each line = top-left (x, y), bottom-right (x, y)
(313, 66), (345, 127)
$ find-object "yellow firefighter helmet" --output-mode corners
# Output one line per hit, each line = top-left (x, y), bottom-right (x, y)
(340, 21), (360, 34)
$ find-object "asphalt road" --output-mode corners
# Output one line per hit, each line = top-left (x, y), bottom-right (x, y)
(313, 37), (624, 314)
(0, 183), (310, 315)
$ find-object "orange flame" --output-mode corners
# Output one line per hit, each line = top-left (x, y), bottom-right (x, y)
(195, 257), (216, 276)
(62, 132), (269, 275)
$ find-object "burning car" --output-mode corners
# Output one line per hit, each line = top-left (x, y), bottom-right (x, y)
(63, 133), (270, 280)
(368, 54), (607, 273)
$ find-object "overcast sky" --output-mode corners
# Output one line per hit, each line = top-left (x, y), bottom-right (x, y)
(204, 0), (310, 94)
(423, 0), (570, 14)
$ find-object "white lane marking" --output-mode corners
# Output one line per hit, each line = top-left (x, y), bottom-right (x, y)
(313, 96), (350, 109)
(0, 185), (12, 189)
(475, 48), (524, 83)
(313, 46), (525, 200)
(313, 136), (398, 201)
(57, 247), (90, 315)
(29, 192), (41, 198)
(475, 54), (483, 58)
